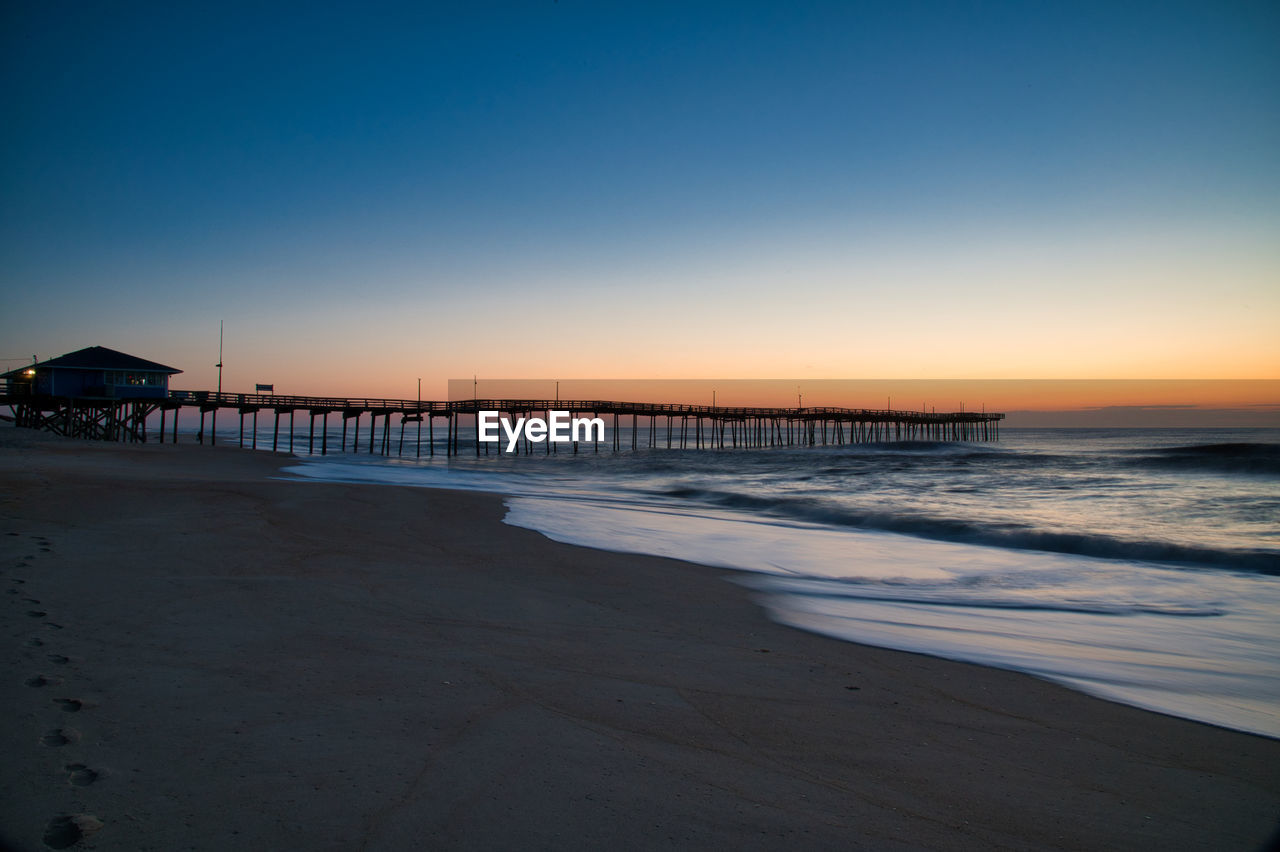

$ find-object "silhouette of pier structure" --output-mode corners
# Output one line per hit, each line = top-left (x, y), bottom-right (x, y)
(2, 346), (1004, 454)
(158, 391), (1002, 455)
(4, 386), (1003, 455)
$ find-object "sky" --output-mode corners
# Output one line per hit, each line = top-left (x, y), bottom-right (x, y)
(2, 1), (1278, 418)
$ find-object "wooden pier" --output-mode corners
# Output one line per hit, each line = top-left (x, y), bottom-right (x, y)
(2, 395), (163, 444)
(3, 389), (1004, 456)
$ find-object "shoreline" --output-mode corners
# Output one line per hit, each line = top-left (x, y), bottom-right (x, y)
(2, 433), (1278, 850)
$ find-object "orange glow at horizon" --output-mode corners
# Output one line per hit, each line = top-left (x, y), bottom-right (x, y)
(434, 378), (1280, 414)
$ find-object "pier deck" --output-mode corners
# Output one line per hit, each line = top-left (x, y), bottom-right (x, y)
(3, 389), (1004, 455)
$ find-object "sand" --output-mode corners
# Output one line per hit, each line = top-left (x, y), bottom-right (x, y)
(1, 430), (1277, 851)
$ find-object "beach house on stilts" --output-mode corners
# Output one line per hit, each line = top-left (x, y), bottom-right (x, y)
(1, 345), (182, 442)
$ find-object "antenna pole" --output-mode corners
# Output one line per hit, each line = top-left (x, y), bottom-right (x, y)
(216, 320), (224, 395)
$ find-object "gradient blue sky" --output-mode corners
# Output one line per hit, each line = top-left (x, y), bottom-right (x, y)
(3, 1), (1277, 401)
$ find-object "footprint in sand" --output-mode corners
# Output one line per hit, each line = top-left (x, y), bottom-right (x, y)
(26, 637), (45, 647)
(65, 764), (99, 786)
(26, 675), (61, 688)
(26, 610), (47, 618)
(44, 622), (63, 630)
(42, 814), (103, 850)
(47, 654), (70, 665)
(53, 698), (82, 713)
(5, 588), (16, 595)
(40, 729), (79, 747)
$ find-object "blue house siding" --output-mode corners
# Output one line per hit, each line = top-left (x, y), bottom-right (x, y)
(4, 347), (180, 400)
(33, 369), (167, 398)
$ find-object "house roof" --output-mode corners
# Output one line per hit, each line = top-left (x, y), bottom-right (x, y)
(1, 346), (182, 378)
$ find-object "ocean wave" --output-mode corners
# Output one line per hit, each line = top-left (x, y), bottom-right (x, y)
(748, 577), (1226, 617)
(1123, 443), (1280, 476)
(657, 486), (1280, 574)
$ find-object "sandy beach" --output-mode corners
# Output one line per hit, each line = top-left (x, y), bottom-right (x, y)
(1, 432), (1277, 851)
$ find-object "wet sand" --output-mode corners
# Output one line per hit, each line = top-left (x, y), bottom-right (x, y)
(1, 431), (1278, 850)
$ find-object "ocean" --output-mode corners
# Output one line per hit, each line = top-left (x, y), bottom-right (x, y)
(258, 425), (1280, 739)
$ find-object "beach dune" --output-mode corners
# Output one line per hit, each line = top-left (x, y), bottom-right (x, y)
(1, 433), (1278, 850)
